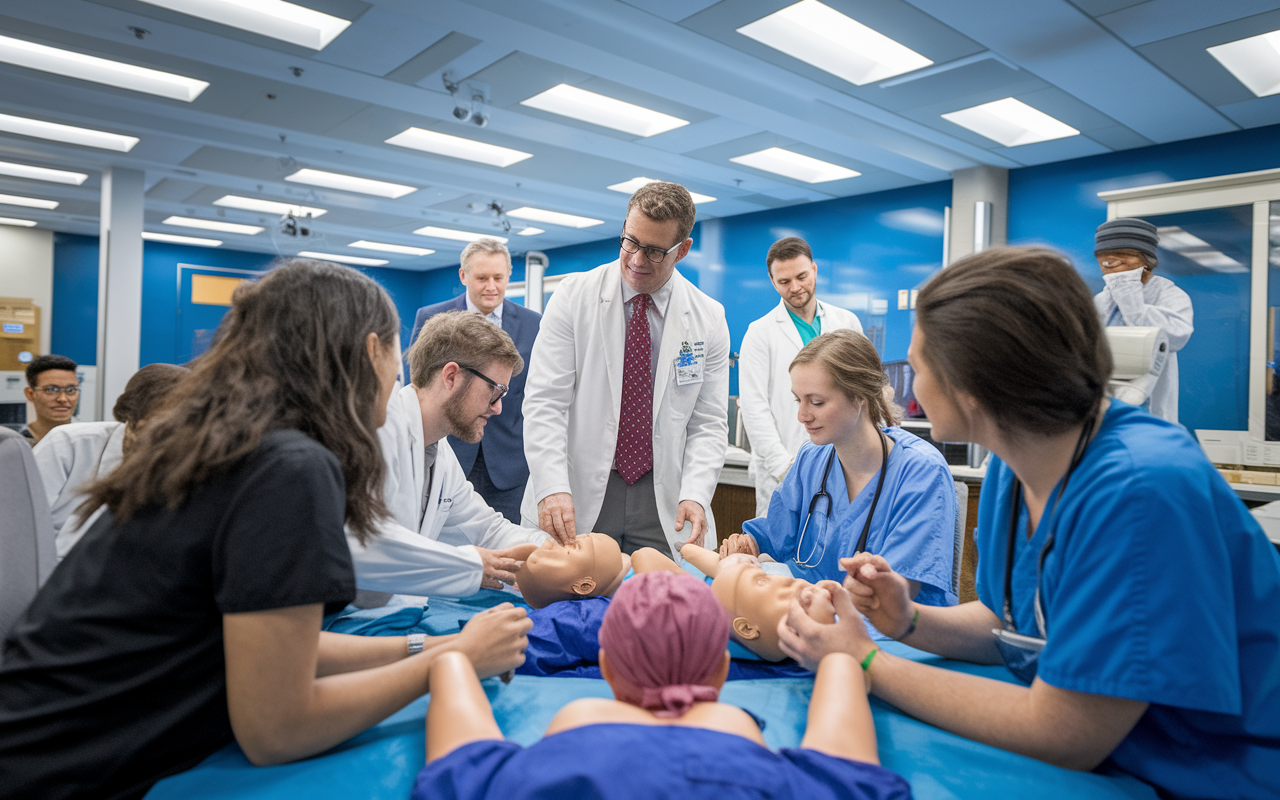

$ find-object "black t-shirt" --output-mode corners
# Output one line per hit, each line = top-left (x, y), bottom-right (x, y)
(0, 430), (356, 800)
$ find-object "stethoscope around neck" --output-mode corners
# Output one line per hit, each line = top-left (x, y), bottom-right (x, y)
(794, 430), (890, 569)
(1000, 408), (1100, 639)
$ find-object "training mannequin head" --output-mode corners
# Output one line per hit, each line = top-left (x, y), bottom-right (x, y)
(710, 560), (833, 662)
(598, 571), (731, 718)
(514, 533), (630, 609)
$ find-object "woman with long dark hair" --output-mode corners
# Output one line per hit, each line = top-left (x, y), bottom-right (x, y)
(777, 247), (1280, 799)
(0, 258), (530, 799)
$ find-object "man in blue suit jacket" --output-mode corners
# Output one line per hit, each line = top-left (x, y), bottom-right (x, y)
(409, 238), (541, 523)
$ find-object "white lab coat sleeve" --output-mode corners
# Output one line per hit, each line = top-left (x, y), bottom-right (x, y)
(678, 313), (731, 511)
(31, 431), (75, 522)
(1106, 272), (1195, 351)
(438, 445), (550, 550)
(522, 283), (578, 504)
(737, 323), (792, 481)
(348, 518), (487, 598)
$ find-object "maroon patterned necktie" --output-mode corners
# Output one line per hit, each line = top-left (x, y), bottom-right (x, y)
(616, 293), (653, 485)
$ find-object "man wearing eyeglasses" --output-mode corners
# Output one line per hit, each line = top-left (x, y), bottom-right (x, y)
(522, 182), (730, 558)
(408, 238), (541, 525)
(21, 354), (79, 446)
(348, 311), (549, 602)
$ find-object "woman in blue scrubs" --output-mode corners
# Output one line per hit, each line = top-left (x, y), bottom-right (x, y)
(778, 247), (1280, 799)
(722, 329), (958, 607)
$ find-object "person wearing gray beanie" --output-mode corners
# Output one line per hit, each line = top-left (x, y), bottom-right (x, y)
(1093, 217), (1194, 424)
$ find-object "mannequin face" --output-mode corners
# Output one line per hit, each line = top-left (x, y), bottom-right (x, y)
(710, 561), (833, 662)
(516, 533), (630, 609)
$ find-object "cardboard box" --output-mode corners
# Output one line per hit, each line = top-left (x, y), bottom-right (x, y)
(0, 297), (41, 372)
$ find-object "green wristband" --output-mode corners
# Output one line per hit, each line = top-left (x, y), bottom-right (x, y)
(901, 608), (920, 640)
(860, 647), (878, 672)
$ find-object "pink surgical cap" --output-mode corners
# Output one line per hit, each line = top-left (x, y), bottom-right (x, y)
(597, 571), (730, 718)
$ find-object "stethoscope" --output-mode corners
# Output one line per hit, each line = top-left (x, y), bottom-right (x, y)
(794, 430), (890, 569)
(1000, 408), (1099, 639)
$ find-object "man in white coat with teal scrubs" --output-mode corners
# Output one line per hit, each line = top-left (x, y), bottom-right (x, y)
(738, 237), (863, 517)
(348, 311), (547, 600)
(521, 182), (729, 557)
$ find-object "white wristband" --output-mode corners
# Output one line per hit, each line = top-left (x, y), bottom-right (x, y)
(407, 633), (426, 655)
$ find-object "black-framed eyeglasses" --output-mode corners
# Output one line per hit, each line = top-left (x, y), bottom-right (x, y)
(35, 385), (80, 397)
(620, 234), (681, 264)
(460, 365), (509, 405)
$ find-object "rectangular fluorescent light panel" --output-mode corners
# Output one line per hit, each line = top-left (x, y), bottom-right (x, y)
(607, 177), (716, 204)
(0, 159), (87, 185)
(0, 193), (58, 210)
(142, 231), (221, 247)
(349, 240), (434, 256)
(214, 195), (326, 217)
(413, 226), (508, 244)
(1208, 30), (1280, 97)
(0, 112), (138, 152)
(0, 216), (37, 227)
(730, 147), (860, 183)
(520, 84), (689, 137)
(138, 0), (352, 50)
(385, 128), (532, 168)
(1155, 226), (1246, 273)
(737, 0), (932, 85)
(163, 216), (263, 235)
(941, 97), (1079, 147)
(0, 33), (208, 102)
(298, 250), (388, 266)
(285, 168), (416, 199)
(507, 206), (603, 229)
(517, 227), (543, 236)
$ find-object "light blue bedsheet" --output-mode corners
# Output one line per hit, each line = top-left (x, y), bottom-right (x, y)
(146, 594), (1158, 800)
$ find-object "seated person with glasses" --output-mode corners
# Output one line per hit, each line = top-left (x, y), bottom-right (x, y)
(35, 363), (189, 559)
(20, 354), (79, 446)
(719, 330), (959, 611)
(348, 311), (549, 603)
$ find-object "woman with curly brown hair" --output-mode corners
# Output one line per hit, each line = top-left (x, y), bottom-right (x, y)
(0, 258), (530, 800)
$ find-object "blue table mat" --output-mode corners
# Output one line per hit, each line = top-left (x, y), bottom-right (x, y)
(148, 591), (1159, 800)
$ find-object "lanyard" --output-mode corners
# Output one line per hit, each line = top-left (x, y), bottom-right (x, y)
(1001, 411), (1098, 637)
(795, 431), (890, 568)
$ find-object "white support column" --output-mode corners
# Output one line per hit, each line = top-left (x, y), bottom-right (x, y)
(949, 166), (1008, 264)
(96, 167), (144, 421)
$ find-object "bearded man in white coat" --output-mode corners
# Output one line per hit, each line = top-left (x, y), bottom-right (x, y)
(521, 181), (729, 557)
(738, 237), (863, 517)
(348, 311), (547, 601)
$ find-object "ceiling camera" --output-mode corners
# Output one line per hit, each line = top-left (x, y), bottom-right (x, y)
(472, 111), (488, 127)
(452, 105), (472, 122)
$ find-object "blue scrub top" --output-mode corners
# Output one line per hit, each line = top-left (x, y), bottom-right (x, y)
(745, 427), (958, 606)
(413, 723), (912, 800)
(976, 401), (1280, 799)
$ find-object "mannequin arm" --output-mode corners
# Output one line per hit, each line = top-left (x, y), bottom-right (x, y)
(425, 651), (504, 762)
(800, 652), (879, 765)
(680, 543), (723, 577)
(630, 547), (686, 575)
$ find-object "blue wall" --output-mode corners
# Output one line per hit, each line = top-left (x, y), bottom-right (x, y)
(1008, 122), (1280, 431)
(51, 234), (442, 366)
(49, 122), (1280, 429)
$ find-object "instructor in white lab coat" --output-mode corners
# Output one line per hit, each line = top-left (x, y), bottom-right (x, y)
(739, 237), (863, 517)
(349, 311), (547, 599)
(521, 181), (729, 557)
(1093, 218), (1193, 424)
